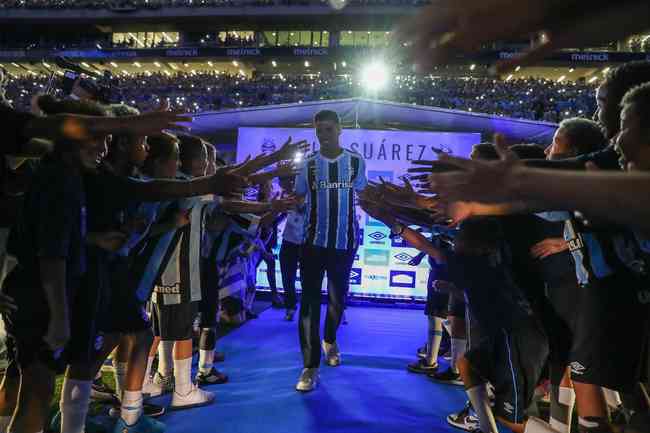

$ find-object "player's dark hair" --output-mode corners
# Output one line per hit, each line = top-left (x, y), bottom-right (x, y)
(177, 134), (206, 172)
(314, 110), (341, 125)
(143, 132), (179, 176)
(621, 82), (650, 136)
(37, 95), (108, 155)
(556, 118), (607, 156)
(602, 61), (650, 137)
(471, 142), (499, 160)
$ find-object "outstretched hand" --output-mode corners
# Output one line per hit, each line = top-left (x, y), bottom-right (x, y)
(428, 135), (522, 203)
(276, 136), (310, 161)
(124, 110), (193, 136)
(271, 195), (299, 213)
(212, 166), (250, 197)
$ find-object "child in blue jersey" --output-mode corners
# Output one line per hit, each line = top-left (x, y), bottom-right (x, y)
(279, 174), (305, 321)
(293, 110), (367, 392)
(142, 133), (216, 411)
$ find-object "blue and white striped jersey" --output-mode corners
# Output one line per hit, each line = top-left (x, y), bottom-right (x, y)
(295, 149), (367, 250)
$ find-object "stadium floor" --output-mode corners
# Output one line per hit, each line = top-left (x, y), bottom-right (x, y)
(149, 305), (477, 433)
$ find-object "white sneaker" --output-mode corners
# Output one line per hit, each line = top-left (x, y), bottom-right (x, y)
(321, 340), (341, 367)
(142, 372), (173, 399)
(295, 368), (319, 392)
(170, 384), (215, 410)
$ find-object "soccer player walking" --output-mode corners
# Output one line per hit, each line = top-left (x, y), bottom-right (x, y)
(294, 110), (367, 392)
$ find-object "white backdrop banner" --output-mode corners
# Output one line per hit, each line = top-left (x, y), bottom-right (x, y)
(236, 127), (480, 300)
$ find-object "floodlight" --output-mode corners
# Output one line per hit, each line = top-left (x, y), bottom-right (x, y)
(360, 61), (389, 92)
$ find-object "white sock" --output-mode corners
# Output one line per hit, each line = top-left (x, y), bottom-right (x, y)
(549, 386), (576, 433)
(0, 415), (11, 433)
(158, 341), (174, 376)
(426, 316), (442, 366)
(525, 416), (561, 433)
(113, 360), (128, 401)
(602, 387), (622, 410)
(120, 390), (143, 426)
(466, 384), (499, 433)
(144, 356), (154, 382)
(442, 318), (452, 336)
(173, 357), (193, 395)
(59, 378), (92, 433)
(199, 349), (215, 375)
(143, 356), (154, 386)
(450, 338), (467, 373)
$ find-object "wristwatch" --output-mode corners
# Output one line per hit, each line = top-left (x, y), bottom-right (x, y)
(390, 223), (405, 238)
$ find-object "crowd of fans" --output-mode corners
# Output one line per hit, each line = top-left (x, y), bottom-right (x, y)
(0, 0), (430, 10)
(3, 71), (596, 122)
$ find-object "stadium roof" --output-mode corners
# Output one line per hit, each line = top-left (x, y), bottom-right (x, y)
(191, 98), (557, 143)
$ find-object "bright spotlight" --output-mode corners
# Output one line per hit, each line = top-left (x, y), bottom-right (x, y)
(328, 0), (347, 10)
(360, 61), (389, 91)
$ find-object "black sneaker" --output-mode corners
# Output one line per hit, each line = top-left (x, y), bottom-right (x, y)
(285, 309), (296, 321)
(439, 345), (452, 361)
(417, 344), (427, 359)
(90, 377), (118, 403)
(143, 403), (166, 418)
(428, 367), (463, 386)
(109, 402), (166, 419)
(195, 367), (229, 385)
(447, 401), (480, 432)
(407, 358), (438, 374)
(271, 294), (284, 308)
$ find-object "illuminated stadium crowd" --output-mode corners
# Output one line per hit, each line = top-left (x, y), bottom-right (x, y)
(0, 0), (431, 9)
(3, 72), (596, 122)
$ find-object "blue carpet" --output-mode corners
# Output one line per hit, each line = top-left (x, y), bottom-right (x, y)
(153, 306), (472, 433)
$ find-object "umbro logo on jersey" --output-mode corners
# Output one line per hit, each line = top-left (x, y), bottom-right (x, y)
(394, 252), (413, 263)
(368, 231), (387, 241)
(570, 361), (587, 375)
(503, 403), (514, 414)
(94, 334), (104, 351)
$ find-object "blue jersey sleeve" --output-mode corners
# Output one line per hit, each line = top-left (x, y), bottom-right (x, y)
(536, 211), (571, 222)
(294, 161), (308, 196)
(353, 157), (367, 191)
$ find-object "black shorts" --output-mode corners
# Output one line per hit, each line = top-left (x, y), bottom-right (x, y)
(447, 292), (465, 318)
(570, 272), (650, 392)
(152, 301), (198, 341)
(465, 321), (549, 424)
(425, 291), (450, 317)
(2, 270), (55, 370)
(2, 266), (95, 369)
(544, 275), (582, 384)
(99, 258), (150, 334)
(425, 268), (450, 317)
(199, 257), (220, 328)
